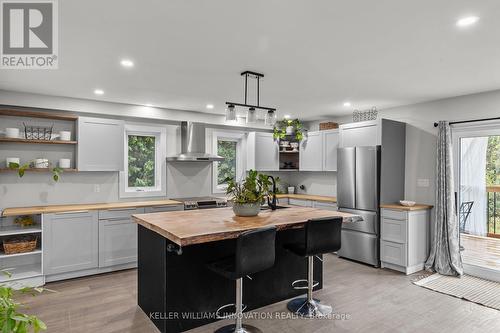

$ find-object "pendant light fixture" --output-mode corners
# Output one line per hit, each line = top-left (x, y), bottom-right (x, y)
(226, 104), (236, 121)
(225, 71), (277, 125)
(265, 110), (277, 126)
(247, 107), (257, 124)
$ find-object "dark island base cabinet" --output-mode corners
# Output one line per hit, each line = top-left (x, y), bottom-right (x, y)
(138, 225), (323, 333)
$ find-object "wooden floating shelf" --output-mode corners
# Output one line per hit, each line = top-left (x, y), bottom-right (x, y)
(279, 150), (299, 154)
(0, 168), (78, 173)
(0, 109), (78, 121)
(0, 138), (77, 145)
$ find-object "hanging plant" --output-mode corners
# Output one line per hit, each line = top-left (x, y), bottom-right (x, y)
(8, 161), (63, 182)
(273, 118), (304, 141)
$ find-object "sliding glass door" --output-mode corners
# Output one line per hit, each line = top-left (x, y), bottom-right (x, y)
(452, 122), (500, 280)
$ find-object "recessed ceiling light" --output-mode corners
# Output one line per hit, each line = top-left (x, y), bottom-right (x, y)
(206, 104), (214, 109)
(456, 16), (479, 27)
(94, 89), (104, 95)
(343, 102), (351, 107)
(120, 59), (134, 68)
(284, 114), (291, 119)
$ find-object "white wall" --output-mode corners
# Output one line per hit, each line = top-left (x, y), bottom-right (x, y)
(307, 89), (500, 205)
(0, 91), (274, 209)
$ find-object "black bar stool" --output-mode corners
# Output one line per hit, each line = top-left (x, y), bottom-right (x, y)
(285, 217), (342, 318)
(207, 226), (276, 333)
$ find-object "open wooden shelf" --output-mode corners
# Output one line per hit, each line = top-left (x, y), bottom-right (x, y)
(0, 168), (78, 173)
(0, 138), (77, 145)
(0, 109), (78, 121)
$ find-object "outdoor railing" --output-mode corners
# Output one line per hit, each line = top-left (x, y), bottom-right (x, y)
(487, 185), (500, 238)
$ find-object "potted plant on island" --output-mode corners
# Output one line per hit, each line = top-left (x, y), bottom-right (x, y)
(226, 170), (274, 217)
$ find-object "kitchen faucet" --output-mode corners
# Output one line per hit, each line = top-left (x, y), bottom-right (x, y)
(267, 175), (277, 210)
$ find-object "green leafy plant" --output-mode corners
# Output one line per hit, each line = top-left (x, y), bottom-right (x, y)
(0, 269), (48, 332)
(273, 118), (304, 141)
(8, 162), (63, 182)
(226, 170), (277, 204)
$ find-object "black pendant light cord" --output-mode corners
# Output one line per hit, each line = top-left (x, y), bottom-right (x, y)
(226, 71), (276, 112)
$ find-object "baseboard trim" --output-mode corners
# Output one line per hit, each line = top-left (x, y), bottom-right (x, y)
(45, 262), (137, 283)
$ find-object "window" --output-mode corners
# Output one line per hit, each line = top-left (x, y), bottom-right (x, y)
(120, 124), (166, 198)
(217, 139), (238, 187)
(212, 131), (244, 193)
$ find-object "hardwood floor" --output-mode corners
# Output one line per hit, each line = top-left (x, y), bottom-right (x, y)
(461, 233), (500, 271)
(18, 255), (500, 333)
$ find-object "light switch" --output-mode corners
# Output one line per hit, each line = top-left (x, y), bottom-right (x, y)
(417, 179), (430, 187)
(94, 184), (101, 193)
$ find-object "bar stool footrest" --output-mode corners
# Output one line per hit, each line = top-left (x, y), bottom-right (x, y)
(215, 303), (248, 320)
(291, 279), (319, 290)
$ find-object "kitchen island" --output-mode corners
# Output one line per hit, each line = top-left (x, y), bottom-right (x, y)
(133, 206), (360, 333)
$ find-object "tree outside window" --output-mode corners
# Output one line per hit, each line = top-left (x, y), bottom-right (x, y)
(128, 135), (156, 187)
(217, 140), (237, 186)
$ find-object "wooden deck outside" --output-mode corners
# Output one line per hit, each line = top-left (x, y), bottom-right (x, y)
(461, 233), (500, 271)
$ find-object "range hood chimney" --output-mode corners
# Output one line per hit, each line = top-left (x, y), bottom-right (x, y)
(167, 121), (224, 162)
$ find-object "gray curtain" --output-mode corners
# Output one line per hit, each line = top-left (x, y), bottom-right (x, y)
(425, 121), (463, 276)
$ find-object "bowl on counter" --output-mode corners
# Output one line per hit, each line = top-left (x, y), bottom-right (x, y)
(399, 200), (416, 207)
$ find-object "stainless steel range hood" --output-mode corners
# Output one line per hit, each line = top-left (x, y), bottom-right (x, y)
(166, 121), (225, 162)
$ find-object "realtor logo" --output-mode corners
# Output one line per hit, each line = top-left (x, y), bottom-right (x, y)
(1, 0), (58, 69)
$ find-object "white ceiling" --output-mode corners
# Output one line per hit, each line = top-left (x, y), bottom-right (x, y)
(1, 0), (500, 120)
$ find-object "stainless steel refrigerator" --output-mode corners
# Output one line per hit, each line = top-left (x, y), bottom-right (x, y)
(337, 146), (381, 266)
(337, 119), (406, 267)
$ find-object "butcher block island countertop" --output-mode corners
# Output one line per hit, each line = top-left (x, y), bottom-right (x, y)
(1, 199), (182, 217)
(133, 206), (359, 247)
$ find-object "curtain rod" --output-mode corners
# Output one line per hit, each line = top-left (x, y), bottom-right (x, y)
(433, 116), (500, 127)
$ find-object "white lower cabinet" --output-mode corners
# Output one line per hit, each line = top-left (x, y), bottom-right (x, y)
(43, 204), (183, 281)
(43, 211), (99, 275)
(380, 208), (431, 275)
(287, 198), (337, 210)
(313, 201), (338, 211)
(98, 208), (144, 268)
(288, 198), (313, 207)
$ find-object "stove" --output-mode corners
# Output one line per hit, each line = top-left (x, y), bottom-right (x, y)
(173, 196), (228, 210)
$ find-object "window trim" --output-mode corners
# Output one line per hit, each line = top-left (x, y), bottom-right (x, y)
(119, 124), (167, 198)
(212, 131), (245, 194)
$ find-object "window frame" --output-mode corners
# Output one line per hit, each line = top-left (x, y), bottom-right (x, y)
(212, 131), (245, 194)
(119, 124), (167, 198)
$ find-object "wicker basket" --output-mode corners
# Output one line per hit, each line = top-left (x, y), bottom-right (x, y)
(3, 235), (38, 255)
(319, 122), (339, 130)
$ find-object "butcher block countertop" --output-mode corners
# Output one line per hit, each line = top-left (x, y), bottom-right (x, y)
(380, 203), (434, 211)
(1, 199), (183, 217)
(133, 206), (360, 247)
(276, 194), (337, 203)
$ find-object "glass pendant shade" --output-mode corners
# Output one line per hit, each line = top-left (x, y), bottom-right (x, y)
(265, 110), (277, 126)
(226, 105), (236, 121)
(246, 107), (257, 124)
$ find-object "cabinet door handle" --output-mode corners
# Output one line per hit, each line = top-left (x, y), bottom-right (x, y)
(108, 207), (136, 212)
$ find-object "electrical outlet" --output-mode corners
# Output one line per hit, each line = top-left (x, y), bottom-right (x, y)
(94, 184), (100, 193)
(417, 179), (430, 187)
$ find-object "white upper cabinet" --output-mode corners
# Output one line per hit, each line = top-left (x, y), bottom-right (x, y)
(322, 130), (339, 171)
(77, 117), (125, 171)
(299, 131), (323, 171)
(339, 120), (381, 148)
(246, 132), (279, 171)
